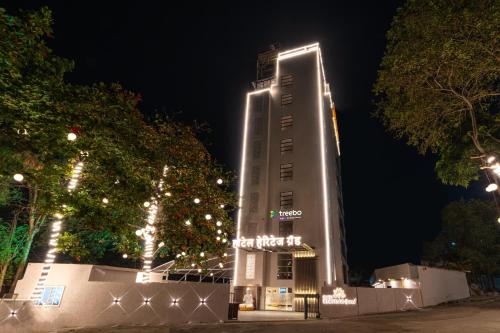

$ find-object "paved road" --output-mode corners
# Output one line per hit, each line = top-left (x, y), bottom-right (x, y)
(70, 298), (500, 333)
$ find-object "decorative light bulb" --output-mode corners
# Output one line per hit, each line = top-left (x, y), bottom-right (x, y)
(194, 198), (200, 204)
(205, 214), (212, 220)
(217, 178), (223, 185)
(223, 253), (227, 257)
(191, 263), (195, 267)
(53, 213), (64, 219)
(200, 252), (205, 257)
(222, 238), (227, 243)
(67, 132), (77, 141)
(198, 268), (202, 273)
(210, 273), (214, 276)
(122, 254), (128, 259)
(219, 204), (225, 209)
(219, 263), (223, 268)
(485, 183), (498, 192)
(498, 217), (500, 224)
(217, 229), (222, 234)
(143, 201), (150, 207)
(185, 220), (191, 226)
(158, 241), (165, 248)
(216, 221), (222, 226)
(216, 236), (221, 241)
(102, 198), (109, 204)
(176, 254), (181, 258)
(181, 251), (186, 256)
(135, 229), (143, 236)
(13, 173), (24, 182)
(487, 156), (496, 164)
(166, 192), (172, 197)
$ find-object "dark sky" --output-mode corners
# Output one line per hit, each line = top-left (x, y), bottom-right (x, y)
(6, 1), (485, 272)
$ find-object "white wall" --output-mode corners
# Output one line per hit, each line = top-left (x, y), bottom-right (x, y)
(1, 263), (229, 333)
(417, 266), (470, 306)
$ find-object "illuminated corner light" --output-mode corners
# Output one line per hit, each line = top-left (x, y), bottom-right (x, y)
(185, 220), (191, 226)
(194, 198), (200, 204)
(165, 192), (172, 197)
(219, 263), (224, 268)
(143, 201), (150, 208)
(487, 156), (496, 164)
(144, 298), (151, 305)
(135, 229), (143, 236)
(200, 252), (205, 257)
(216, 178), (223, 185)
(13, 173), (24, 182)
(122, 254), (128, 259)
(113, 298), (120, 304)
(158, 241), (165, 248)
(67, 132), (77, 141)
(216, 221), (222, 227)
(205, 214), (212, 220)
(217, 229), (222, 234)
(485, 183), (498, 192)
(102, 198), (109, 204)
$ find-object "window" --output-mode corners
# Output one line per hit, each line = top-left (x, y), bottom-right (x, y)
(280, 191), (293, 209)
(279, 220), (293, 237)
(35, 286), (65, 306)
(280, 163), (293, 181)
(281, 115), (293, 130)
(249, 192), (259, 213)
(281, 94), (292, 106)
(281, 74), (294, 87)
(277, 253), (293, 280)
(253, 141), (262, 159)
(253, 118), (263, 136)
(251, 166), (260, 185)
(280, 138), (293, 153)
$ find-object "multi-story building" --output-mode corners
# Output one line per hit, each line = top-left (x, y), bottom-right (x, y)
(232, 43), (348, 311)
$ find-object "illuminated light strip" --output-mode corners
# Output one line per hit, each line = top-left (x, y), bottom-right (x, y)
(31, 161), (84, 302)
(233, 88), (270, 286)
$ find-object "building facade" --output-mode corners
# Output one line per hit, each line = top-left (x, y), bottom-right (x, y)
(232, 43), (348, 311)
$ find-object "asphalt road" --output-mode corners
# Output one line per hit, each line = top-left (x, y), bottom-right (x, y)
(69, 297), (500, 333)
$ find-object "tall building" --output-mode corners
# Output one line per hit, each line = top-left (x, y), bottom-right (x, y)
(232, 43), (348, 311)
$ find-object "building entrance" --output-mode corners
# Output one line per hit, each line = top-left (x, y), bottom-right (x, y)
(264, 287), (293, 311)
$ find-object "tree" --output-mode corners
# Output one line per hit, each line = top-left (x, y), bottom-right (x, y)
(423, 199), (500, 275)
(374, 0), (499, 187)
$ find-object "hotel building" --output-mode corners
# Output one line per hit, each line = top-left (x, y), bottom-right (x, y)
(232, 43), (347, 311)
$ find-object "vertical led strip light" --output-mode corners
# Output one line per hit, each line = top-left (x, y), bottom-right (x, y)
(233, 88), (270, 286)
(234, 43), (337, 286)
(31, 161), (84, 302)
(140, 165), (167, 283)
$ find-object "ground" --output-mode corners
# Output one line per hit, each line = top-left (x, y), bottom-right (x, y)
(68, 297), (500, 333)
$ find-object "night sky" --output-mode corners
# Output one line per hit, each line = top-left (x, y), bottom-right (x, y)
(6, 1), (487, 273)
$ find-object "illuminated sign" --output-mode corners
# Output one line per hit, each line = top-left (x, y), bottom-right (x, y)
(269, 210), (303, 220)
(322, 288), (357, 305)
(232, 235), (302, 249)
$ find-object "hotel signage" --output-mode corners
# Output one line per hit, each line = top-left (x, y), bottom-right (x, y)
(269, 209), (303, 220)
(322, 287), (357, 305)
(232, 235), (302, 249)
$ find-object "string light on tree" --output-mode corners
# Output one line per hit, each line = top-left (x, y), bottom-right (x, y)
(13, 173), (24, 182)
(194, 198), (200, 204)
(102, 198), (109, 204)
(185, 220), (191, 226)
(67, 132), (77, 141)
(216, 221), (222, 227)
(122, 254), (128, 259)
(217, 178), (223, 185)
(487, 156), (496, 163)
(143, 201), (150, 208)
(485, 183), (498, 192)
(205, 214), (212, 220)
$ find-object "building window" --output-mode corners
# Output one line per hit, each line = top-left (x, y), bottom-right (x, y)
(253, 141), (262, 159)
(249, 192), (259, 213)
(281, 94), (292, 106)
(280, 163), (293, 181)
(281, 115), (293, 130)
(251, 166), (260, 185)
(280, 191), (293, 209)
(280, 138), (293, 153)
(279, 220), (293, 237)
(253, 118), (263, 136)
(35, 286), (65, 306)
(277, 253), (293, 280)
(281, 74), (294, 87)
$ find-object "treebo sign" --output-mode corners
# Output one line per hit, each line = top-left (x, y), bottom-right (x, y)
(269, 210), (303, 220)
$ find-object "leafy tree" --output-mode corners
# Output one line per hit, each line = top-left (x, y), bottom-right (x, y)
(374, 0), (499, 187)
(423, 199), (500, 275)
